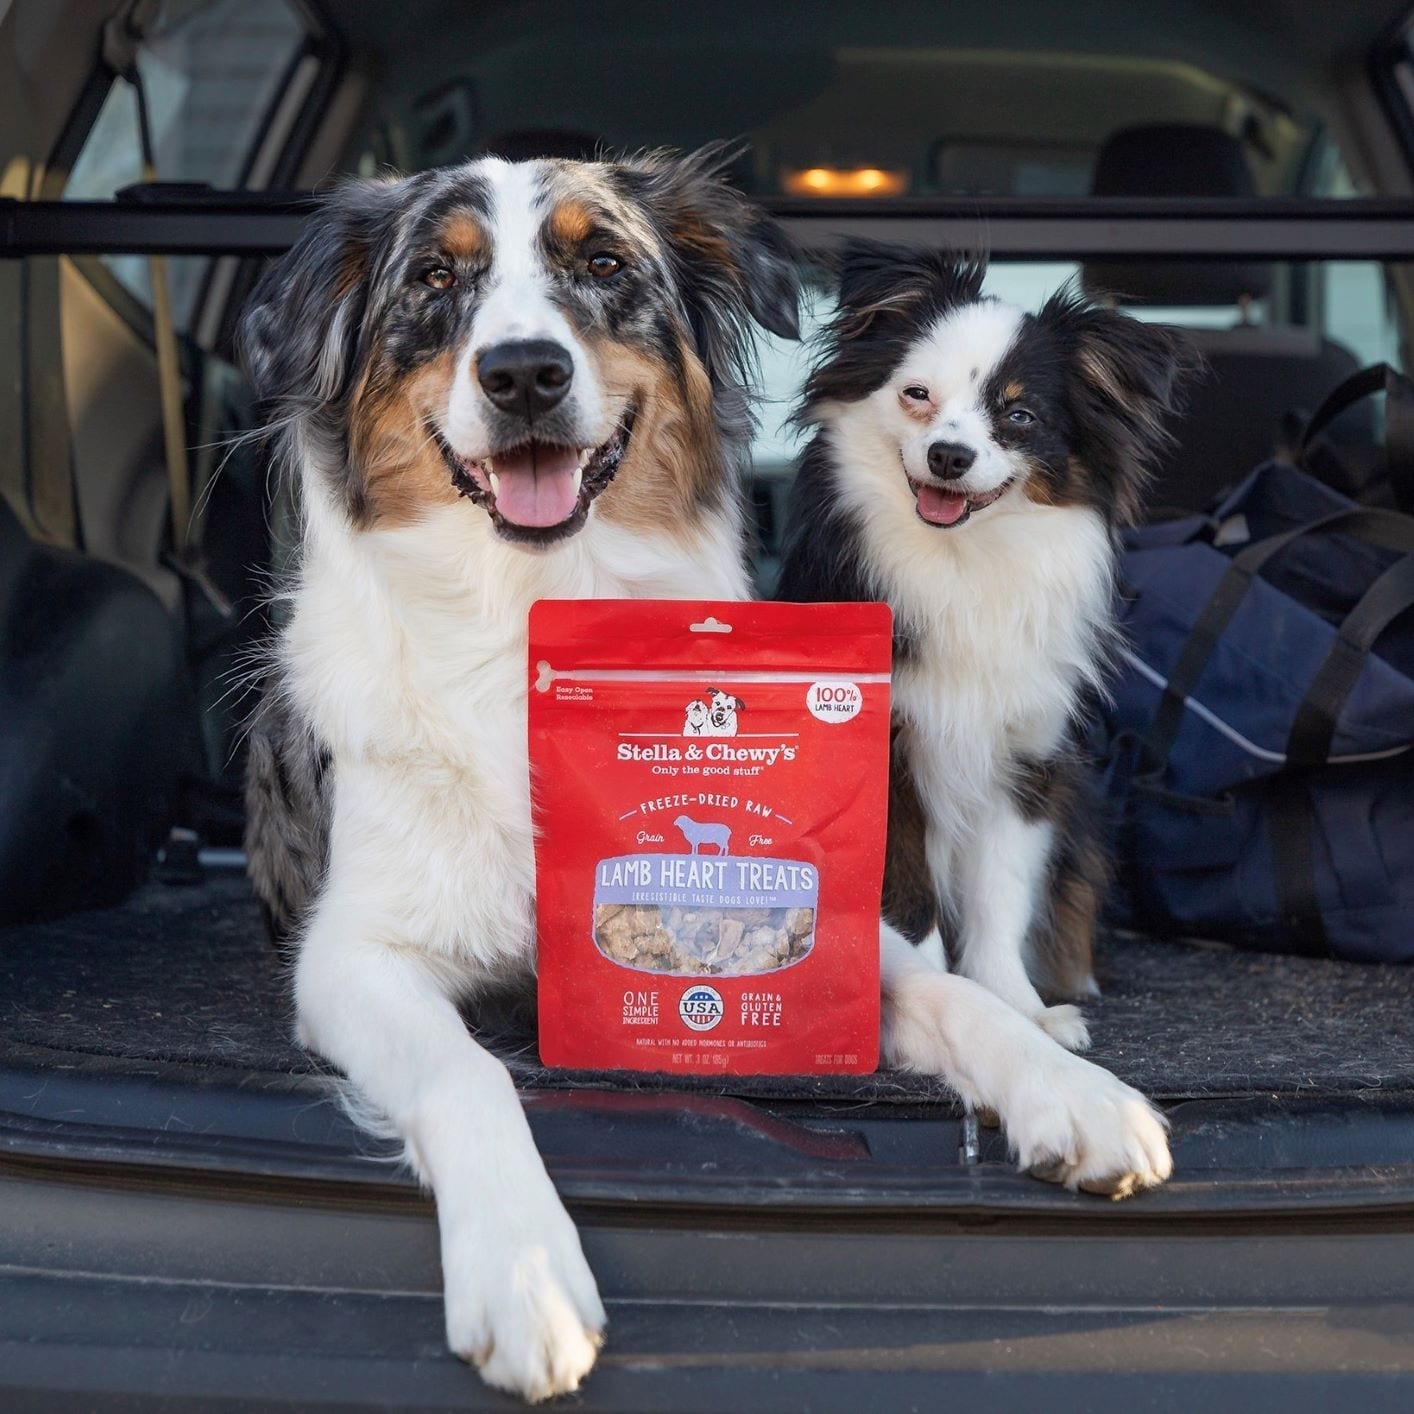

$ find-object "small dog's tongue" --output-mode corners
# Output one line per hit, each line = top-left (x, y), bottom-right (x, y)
(914, 483), (970, 526)
(492, 445), (581, 528)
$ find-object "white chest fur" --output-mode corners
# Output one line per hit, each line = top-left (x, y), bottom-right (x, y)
(869, 489), (1115, 834)
(284, 494), (748, 974)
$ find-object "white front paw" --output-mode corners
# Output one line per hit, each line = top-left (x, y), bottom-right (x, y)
(1005, 1056), (1172, 1200)
(1036, 1003), (1091, 1052)
(442, 1187), (606, 1402)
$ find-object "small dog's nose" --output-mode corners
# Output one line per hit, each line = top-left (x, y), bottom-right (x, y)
(927, 441), (976, 481)
(477, 339), (574, 416)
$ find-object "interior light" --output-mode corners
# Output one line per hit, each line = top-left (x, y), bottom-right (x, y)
(780, 166), (910, 198)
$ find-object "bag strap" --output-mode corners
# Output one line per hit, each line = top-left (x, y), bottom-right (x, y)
(1300, 363), (1414, 515)
(1138, 507), (1414, 776)
(1266, 778), (1329, 956)
(1267, 549), (1414, 957)
(1285, 550), (1414, 765)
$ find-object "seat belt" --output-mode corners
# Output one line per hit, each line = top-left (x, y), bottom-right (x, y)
(21, 258), (80, 546)
(103, 7), (232, 617)
(103, 12), (190, 559)
(4, 148), (78, 547)
(138, 150), (193, 554)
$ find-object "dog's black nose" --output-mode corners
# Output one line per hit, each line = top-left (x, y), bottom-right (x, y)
(477, 340), (574, 416)
(927, 441), (976, 480)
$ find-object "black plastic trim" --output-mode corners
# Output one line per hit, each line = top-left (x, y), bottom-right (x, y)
(1371, 5), (1414, 171)
(3, 1057), (1413, 1221)
(3, 195), (1414, 261)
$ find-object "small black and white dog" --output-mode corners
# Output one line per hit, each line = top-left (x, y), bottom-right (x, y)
(779, 240), (1194, 1166)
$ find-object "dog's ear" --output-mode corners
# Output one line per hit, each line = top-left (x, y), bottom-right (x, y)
(795, 241), (986, 422)
(831, 239), (987, 341)
(620, 143), (800, 384)
(733, 696), (745, 711)
(239, 177), (409, 409)
(1037, 287), (1203, 523)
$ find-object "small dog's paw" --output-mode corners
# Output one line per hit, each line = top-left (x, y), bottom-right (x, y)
(442, 1196), (606, 1402)
(1006, 1057), (1172, 1200)
(1036, 1003), (1091, 1052)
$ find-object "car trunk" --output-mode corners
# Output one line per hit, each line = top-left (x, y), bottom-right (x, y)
(4, 221), (1414, 1414)
(5, 864), (1414, 1165)
(4, 1), (1414, 1405)
(4, 865), (1414, 1409)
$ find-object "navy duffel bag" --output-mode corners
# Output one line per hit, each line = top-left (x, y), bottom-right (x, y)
(1098, 372), (1414, 962)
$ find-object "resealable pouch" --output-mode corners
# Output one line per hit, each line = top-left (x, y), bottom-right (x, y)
(530, 599), (892, 1075)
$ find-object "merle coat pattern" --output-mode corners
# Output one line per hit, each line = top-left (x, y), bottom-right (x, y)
(240, 146), (799, 1403)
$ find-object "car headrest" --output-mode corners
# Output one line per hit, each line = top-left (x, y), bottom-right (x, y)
(483, 130), (602, 162)
(1082, 124), (1273, 309)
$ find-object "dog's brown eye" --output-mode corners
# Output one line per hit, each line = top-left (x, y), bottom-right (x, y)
(587, 252), (623, 279)
(1007, 407), (1036, 426)
(422, 266), (456, 290)
(902, 385), (930, 402)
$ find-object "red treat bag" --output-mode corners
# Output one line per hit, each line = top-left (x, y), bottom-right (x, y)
(529, 599), (892, 1076)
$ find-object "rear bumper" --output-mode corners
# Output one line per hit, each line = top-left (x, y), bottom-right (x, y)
(2, 1062), (1414, 1410)
(3, 1162), (1414, 1412)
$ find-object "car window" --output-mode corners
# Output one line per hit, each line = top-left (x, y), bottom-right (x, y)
(1323, 262), (1406, 369)
(353, 2), (1319, 199)
(62, 0), (308, 329)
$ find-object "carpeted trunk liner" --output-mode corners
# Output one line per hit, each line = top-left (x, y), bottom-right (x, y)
(2, 873), (1412, 1104)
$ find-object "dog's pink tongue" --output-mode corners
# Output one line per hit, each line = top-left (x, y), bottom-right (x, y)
(914, 483), (969, 526)
(491, 445), (580, 528)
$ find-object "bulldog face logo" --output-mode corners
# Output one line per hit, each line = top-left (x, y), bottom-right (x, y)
(704, 688), (745, 737)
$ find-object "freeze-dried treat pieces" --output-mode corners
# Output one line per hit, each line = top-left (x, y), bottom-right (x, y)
(784, 907), (814, 938)
(592, 903), (815, 976)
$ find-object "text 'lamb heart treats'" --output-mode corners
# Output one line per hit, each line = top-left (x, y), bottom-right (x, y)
(529, 600), (893, 1074)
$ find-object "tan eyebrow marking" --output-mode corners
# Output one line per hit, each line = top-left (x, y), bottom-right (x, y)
(1002, 380), (1025, 402)
(547, 198), (598, 246)
(438, 211), (487, 262)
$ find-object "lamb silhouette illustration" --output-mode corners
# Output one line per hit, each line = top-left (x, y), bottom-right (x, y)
(674, 815), (732, 855)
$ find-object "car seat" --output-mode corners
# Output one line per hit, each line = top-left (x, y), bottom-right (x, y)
(1082, 124), (1372, 513)
(0, 494), (190, 923)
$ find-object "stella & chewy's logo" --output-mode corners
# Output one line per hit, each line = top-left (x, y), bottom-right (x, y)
(682, 689), (745, 737)
(679, 984), (724, 1031)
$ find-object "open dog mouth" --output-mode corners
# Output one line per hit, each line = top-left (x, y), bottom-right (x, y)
(904, 472), (1013, 529)
(436, 410), (634, 546)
